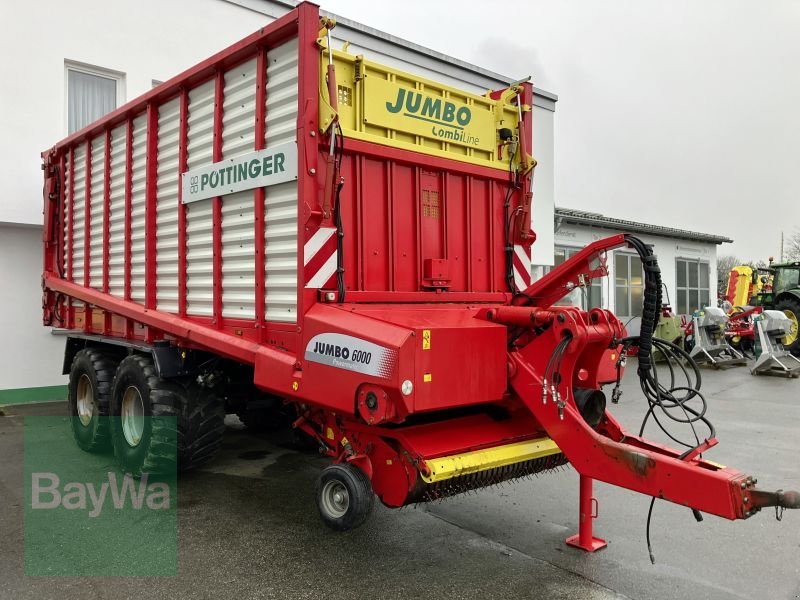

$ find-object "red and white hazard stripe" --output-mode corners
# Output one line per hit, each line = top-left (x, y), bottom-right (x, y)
(513, 243), (532, 291)
(304, 226), (338, 289)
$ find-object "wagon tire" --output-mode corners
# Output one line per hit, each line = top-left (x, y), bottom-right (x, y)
(68, 348), (118, 452)
(236, 395), (288, 433)
(316, 463), (374, 531)
(110, 354), (225, 476)
(774, 297), (800, 355)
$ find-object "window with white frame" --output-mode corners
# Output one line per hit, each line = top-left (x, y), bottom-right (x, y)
(614, 253), (644, 317)
(65, 61), (124, 134)
(546, 246), (603, 309)
(676, 258), (710, 315)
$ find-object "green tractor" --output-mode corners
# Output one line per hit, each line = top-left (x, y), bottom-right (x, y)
(752, 259), (800, 355)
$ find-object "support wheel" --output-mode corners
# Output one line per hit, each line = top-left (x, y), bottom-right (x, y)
(68, 348), (117, 452)
(316, 463), (374, 531)
(110, 354), (225, 476)
(775, 297), (800, 355)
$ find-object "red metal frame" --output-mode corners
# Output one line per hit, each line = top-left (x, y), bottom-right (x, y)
(123, 118), (134, 338)
(254, 46), (267, 340)
(144, 103), (159, 341)
(82, 138), (92, 332)
(212, 69), (224, 328)
(67, 148), (75, 329)
(102, 128), (112, 334)
(178, 89), (189, 318)
(57, 153), (67, 325)
(295, 4), (320, 332)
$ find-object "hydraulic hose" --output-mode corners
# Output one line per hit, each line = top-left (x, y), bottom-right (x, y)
(623, 235), (662, 378)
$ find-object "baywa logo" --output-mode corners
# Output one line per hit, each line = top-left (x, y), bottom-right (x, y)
(385, 87), (480, 146)
(24, 416), (177, 576)
(31, 472), (170, 518)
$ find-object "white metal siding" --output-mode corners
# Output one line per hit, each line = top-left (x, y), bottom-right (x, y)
(185, 79), (215, 317)
(156, 98), (181, 313)
(61, 39), (300, 324)
(108, 124), (127, 298)
(130, 114), (147, 304)
(264, 39), (298, 323)
(71, 144), (86, 295)
(221, 59), (257, 320)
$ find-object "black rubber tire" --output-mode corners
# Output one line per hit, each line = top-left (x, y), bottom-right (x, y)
(236, 409), (272, 432)
(774, 297), (800, 355)
(67, 348), (117, 452)
(316, 463), (374, 531)
(110, 354), (226, 476)
(236, 394), (293, 433)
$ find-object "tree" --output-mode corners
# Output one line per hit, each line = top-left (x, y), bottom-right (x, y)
(717, 255), (741, 280)
(785, 229), (800, 261)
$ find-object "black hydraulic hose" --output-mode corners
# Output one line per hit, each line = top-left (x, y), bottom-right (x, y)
(620, 236), (718, 564)
(334, 179), (345, 302)
(503, 159), (519, 294)
(623, 234), (662, 379)
(333, 123), (345, 303)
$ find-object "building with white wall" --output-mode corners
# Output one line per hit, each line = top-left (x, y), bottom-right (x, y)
(532, 208), (732, 335)
(0, 0), (557, 401)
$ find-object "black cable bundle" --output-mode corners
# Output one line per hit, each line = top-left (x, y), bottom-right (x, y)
(624, 235), (662, 377)
(620, 235), (714, 564)
(332, 123), (346, 303)
(503, 158), (520, 294)
(619, 235), (714, 450)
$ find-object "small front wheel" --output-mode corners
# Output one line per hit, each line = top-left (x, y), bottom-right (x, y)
(316, 463), (374, 531)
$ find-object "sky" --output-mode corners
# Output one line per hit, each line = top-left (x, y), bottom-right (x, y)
(322, 0), (800, 261)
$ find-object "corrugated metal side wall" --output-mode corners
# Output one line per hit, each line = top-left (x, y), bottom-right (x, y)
(185, 79), (216, 317)
(108, 124), (127, 298)
(59, 36), (302, 329)
(221, 58), (258, 320)
(264, 38), (298, 323)
(155, 98), (181, 313)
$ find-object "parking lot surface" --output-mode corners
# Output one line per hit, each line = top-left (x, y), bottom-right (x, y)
(1, 363), (798, 600)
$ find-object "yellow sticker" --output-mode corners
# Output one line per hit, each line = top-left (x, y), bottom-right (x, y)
(341, 436), (349, 446)
(291, 380), (299, 391)
(386, 459), (393, 465)
(422, 329), (431, 350)
(423, 373), (432, 383)
(611, 353), (617, 361)
(705, 460), (727, 469)
(326, 427), (335, 440)
(363, 76), (498, 153)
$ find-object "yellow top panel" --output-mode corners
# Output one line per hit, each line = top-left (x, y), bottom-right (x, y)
(321, 48), (526, 171)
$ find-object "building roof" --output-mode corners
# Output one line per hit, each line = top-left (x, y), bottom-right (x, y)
(223, 0), (558, 109)
(555, 207), (733, 245)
